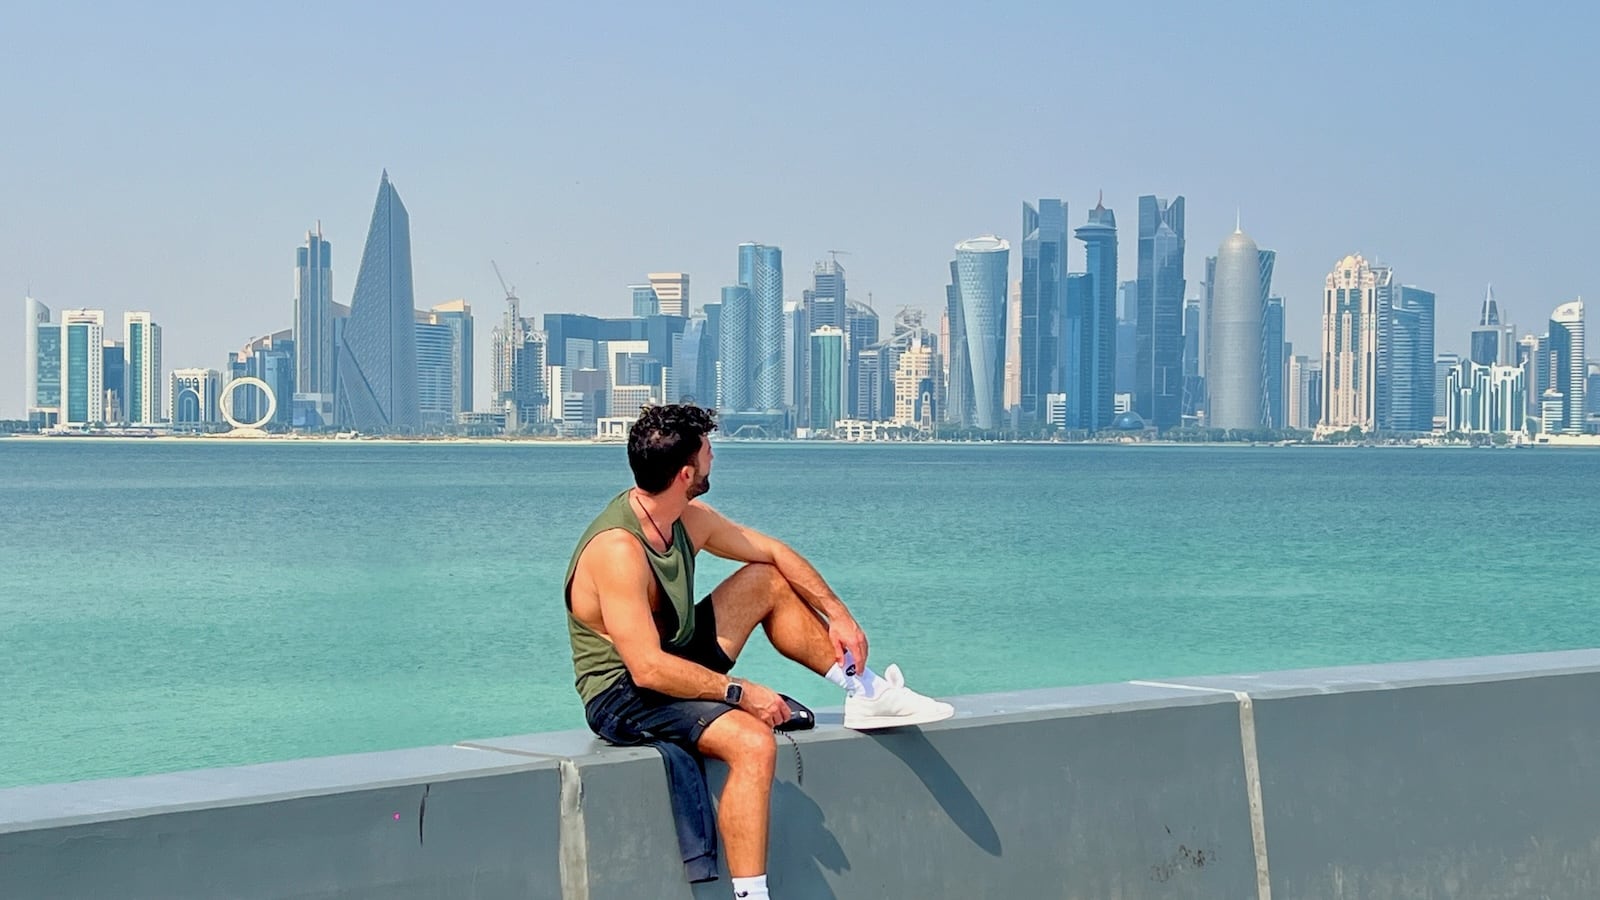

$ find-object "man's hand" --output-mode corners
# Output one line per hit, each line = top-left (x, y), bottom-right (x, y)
(828, 616), (869, 673)
(737, 680), (792, 729)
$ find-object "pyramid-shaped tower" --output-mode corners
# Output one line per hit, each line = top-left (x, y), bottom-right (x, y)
(337, 171), (420, 433)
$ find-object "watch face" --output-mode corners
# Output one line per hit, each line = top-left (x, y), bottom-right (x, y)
(726, 683), (742, 704)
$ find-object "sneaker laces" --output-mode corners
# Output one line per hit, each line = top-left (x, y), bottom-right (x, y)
(775, 728), (803, 786)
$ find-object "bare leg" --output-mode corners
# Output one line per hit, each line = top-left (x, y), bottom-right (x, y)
(710, 563), (836, 674)
(696, 709), (776, 878)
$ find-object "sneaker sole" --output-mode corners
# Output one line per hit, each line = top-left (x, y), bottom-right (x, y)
(843, 707), (955, 731)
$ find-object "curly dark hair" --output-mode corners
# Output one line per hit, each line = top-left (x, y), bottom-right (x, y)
(628, 404), (719, 493)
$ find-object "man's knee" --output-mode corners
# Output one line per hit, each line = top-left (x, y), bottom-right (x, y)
(702, 712), (777, 771)
(736, 562), (786, 593)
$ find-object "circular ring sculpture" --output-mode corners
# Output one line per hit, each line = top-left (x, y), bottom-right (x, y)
(220, 377), (276, 430)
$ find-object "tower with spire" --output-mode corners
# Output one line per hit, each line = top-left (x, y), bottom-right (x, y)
(1072, 193), (1117, 430)
(1470, 283), (1516, 366)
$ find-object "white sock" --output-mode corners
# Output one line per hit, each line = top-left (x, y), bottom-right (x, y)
(732, 874), (769, 899)
(827, 653), (886, 698)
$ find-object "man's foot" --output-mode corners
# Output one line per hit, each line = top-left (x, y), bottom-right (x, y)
(843, 664), (954, 730)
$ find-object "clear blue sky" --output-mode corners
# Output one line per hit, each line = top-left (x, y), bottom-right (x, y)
(4, 1), (1595, 418)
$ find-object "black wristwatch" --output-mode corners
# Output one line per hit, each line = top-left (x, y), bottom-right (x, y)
(723, 678), (743, 706)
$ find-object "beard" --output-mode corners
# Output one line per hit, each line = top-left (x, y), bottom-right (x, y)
(688, 471), (711, 499)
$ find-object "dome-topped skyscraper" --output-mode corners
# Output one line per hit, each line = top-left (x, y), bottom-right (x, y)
(1207, 224), (1263, 430)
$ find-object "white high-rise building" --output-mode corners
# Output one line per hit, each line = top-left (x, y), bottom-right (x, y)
(647, 273), (689, 317)
(1208, 228), (1264, 430)
(24, 297), (51, 415)
(59, 310), (106, 426)
(1320, 254), (1380, 431)
(893, 345), (935, 426)
(124, 312), (163, 424)
(1549, 301), (1586, 434)
(169, 369), (222, 426)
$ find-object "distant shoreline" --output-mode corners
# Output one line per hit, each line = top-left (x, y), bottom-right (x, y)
(6, 432), (1598, 449)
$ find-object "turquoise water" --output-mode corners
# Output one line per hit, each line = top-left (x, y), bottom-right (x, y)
(3, 440), (1597, 788)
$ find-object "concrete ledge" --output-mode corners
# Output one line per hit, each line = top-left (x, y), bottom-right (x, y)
(0, 745), (566, 900)
(6, 650), (1600, 899)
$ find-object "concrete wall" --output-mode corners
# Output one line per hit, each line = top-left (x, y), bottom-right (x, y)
(5, 650), (1600, 899)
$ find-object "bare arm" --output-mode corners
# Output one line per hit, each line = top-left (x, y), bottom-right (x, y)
(683, 501), (870, 668)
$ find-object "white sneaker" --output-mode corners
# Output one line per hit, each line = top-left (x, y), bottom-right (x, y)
(843, 664), (955, 730)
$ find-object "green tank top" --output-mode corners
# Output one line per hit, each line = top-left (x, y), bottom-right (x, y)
(564, 489), (698, 704)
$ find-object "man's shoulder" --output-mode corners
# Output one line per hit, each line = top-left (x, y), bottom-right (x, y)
(576, 527), (645, 571)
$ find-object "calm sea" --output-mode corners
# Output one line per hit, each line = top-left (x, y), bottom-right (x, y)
(2, 439), (1597, 788)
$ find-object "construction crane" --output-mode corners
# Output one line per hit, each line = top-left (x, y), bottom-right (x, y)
(491, 260), (517, 303)
(825, 249), (852, 266)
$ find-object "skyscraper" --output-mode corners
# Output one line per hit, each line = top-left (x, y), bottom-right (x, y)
(738, 243), (784, 410)
(647, 273), (689, 317)
(1022, 199), (1066, 423)
(1061, 273), (1092, 428)
(1115, 280), (1137, 398)
(337, 172), (420, 433)
(1073, 197), (1117, 430)
(783, 300), (808, 417)
(1371, 263), (1396, 430)
(1136, 195), (1185, 429)
(1549, 301), (1587, 434)
(59, 309), (105, 426)
(415, 312), (456, 427)
(1182, 296), (1203, 419)
(1434, 353), (1460, 427)
(24, 297), (50, 415)
(954, 235), (1010, 431)
(1470, 285), (1516, 366)
(805, 259), (846, 330)
(844, 300), (879, 418)
(123, 312), (162, 425)
(944, 261), (972, 426)
(718, 285), (752, 411)
(809, 326), (845, 431)
(1387, 286), (1436, 432)
(169, 369), (221, 426)
(1208, 227), (1262, 431)
(427, 300), (474, 417)
(102, 342), (126, 423)
(294, 224), (333, 425)
(1320, 255), (1380, 431)
(1004, 280), (1022, 416)
(1264, 298), (1286, 430)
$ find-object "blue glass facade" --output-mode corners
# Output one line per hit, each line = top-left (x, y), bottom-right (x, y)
(1061, 273), (1091, 428)
(719, 286), (752, 411)
(102, 344), (125, 422)
(416, 321), (455, 427)
(65, 323), (91, 424)
(1022, 200), (1065, 423)
(737, 243), (784, 410)
(944, 261), (972, 425)
(35, 324), (60, 409)
(809, 327), (845, 431)
(631, 286), (659, 317)
(1074, 200), (1117, 430)
(1387, 286), (1436, 432)
(1136, 195), (1185, 429)
(955, 236), (1010, 431)
(1264, 297), (1286, 429)
(294, 227), (332, 402)
(336, 172), (420, 433)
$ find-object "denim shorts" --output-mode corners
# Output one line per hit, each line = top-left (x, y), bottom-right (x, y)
(584, 595), (739, 749)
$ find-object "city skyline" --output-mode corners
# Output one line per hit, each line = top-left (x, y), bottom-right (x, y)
(3, 4), (1596, 420)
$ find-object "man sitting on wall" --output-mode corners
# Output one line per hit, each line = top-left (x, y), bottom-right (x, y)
(564, 404), (953, 900)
